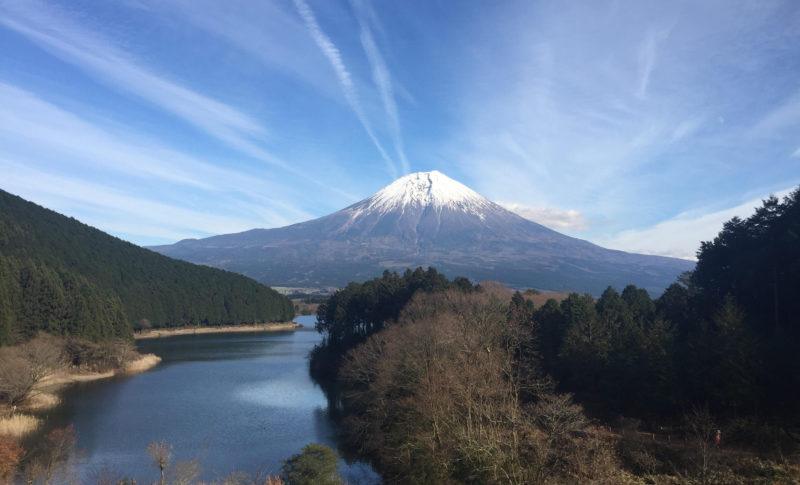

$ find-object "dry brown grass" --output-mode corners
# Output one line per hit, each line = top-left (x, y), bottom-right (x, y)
(0, 414), (40, 438)
(123, 354), (161, 374)
(135, 322), (299, 339)
(28, 353), (160, 402)
(36, 370), (115, 392)
(22, 391), (60, 411)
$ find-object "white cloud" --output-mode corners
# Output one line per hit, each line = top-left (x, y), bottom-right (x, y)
(0, 0), (364, 206)
(0, 83), (212, 189)
(0, 83), (317, 229)
(156, 0), (342, 103)
(498, 202), (589, 230)
(596, 187), (796, 260)
(449, 0), (799, 234)
(635, 27), (670, 99)
(293, 0), (399, 178)
(0, 162), (263, 241)
(669, 117), (705, 144)
(354, 4), (410, 175)
(0, 0), (289, 168)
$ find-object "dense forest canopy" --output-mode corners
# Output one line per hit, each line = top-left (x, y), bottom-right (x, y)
(0, 189), (293, 345)
(310, 267), (472, 379)
(311, 188), (800, 483)
(692, 188), (800, 338)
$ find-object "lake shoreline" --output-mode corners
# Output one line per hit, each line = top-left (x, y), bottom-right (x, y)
(1, 354), (162, 438)
(134, 321), (301, 339)
(37, 354), (163, 394)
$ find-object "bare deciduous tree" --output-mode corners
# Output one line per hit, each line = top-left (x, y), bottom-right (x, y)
(339, 288), (628, 484)
(533, 392), (587, 440)
(146, 440), (172, 485)
(684, 406), (719, 484)
(17, 333), (66, 382)
(0, 350), (37, 408)
(167, 458), (202, 485)
(0, 333), (66, 409)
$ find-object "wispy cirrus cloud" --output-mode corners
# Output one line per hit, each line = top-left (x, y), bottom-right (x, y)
(450, 0), (800, 250)
(0, 160), (263, 243)
(0, 0), (366, 204)
(0, 82), (212, 190)
(148, 0), (342, 103)
(0, 0), (289, 168)
(2, 0), (797, 255)
(635, 27), (671, 99)
(669, 117), (706, 144)
(0, 82), (315, 229)
(749, 88), (800, 139)
(353, 0), (410, 175)
(292, 0), (399, 179)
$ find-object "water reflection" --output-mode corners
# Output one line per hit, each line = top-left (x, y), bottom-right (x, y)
(34, 316), (380, 483)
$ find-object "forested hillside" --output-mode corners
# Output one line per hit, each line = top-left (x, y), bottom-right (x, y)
(0, 190), (293, 345)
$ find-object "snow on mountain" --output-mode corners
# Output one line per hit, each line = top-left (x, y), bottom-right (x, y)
(150, 171), (695, 295)
(354, 170), (495, 219)
(335, 171), (527, 239)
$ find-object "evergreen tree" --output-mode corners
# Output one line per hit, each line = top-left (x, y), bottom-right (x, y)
(558, 293), (606, 391)
(0, 189), (293, 343)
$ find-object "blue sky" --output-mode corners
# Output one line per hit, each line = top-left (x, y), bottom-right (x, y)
(1, 0), (798, 260)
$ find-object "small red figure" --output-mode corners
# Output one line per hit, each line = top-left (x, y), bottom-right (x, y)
(715, 429), (721, 445)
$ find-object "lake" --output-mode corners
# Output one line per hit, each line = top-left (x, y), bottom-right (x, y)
(34, 316), (379, 483)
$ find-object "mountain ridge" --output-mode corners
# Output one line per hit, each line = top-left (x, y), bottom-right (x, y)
(150, 172), (694, 295)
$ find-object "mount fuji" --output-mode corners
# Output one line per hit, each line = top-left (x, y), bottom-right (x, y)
(149, 171), (693, 295)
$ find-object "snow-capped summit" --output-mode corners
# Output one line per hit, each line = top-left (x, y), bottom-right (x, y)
(339, 170), (512, 232)
(364, 171), (493, 216)
(151, 171), (694, 295)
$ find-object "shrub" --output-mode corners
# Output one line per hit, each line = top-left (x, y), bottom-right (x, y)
(281, 443), (341, 485)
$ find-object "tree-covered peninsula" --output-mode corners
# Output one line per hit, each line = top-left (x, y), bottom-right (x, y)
(0, 189), (293, 345)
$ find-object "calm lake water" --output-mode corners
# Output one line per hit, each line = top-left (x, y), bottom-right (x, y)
(34, 316), (379, 483)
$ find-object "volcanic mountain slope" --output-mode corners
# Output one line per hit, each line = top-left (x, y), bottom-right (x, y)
(150, 171), (694, 295)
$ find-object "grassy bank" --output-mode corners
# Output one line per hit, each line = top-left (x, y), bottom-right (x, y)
(0, 335), (161, 438)
(134, 321), (300, 339)
(35, 353), (162, 390)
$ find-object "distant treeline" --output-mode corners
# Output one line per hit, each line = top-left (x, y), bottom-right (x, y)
(0, 190), (293, 345)
(310, 188), (800, 483)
